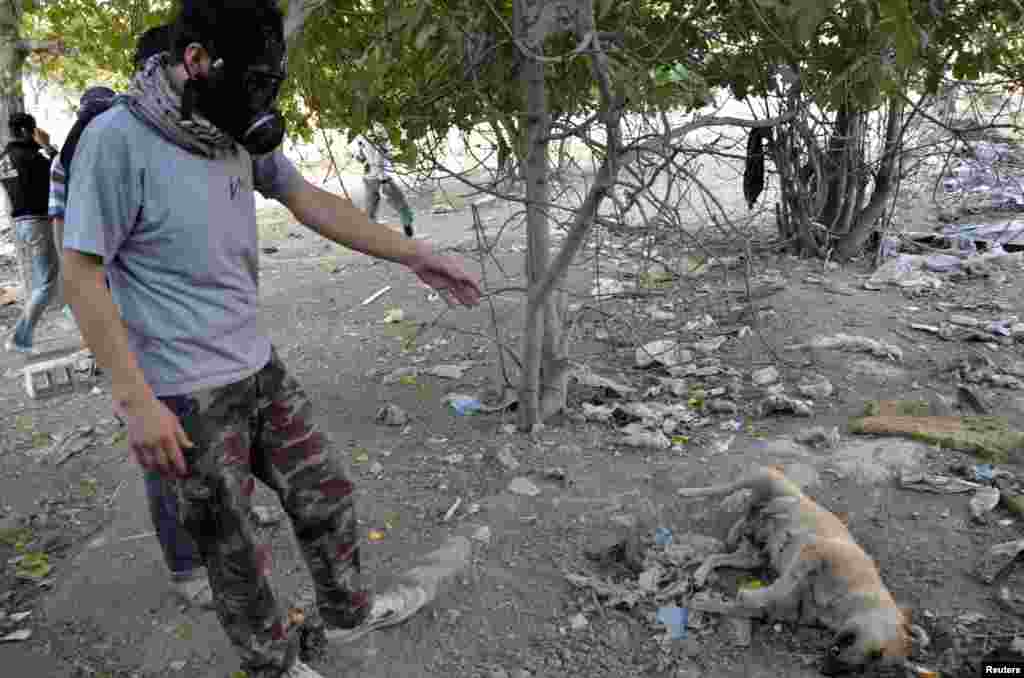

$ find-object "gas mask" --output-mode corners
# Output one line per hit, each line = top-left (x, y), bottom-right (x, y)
(181, 39), (287, 155)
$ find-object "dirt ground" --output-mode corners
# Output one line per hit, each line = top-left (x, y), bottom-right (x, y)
(2, 172), (1024, 678)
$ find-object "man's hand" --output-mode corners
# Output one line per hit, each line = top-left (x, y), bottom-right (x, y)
(32, 127), (51, 148)
(115, 394), (194, 478)
(406, 242), (482, 307)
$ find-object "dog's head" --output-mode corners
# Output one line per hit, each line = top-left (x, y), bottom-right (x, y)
(820, 606), (914, 675)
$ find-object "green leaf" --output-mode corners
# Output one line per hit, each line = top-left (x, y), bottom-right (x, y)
(15, 551), (51, 580)
(415, 24), (438, 50)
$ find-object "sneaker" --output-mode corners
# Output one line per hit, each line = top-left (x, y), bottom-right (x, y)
(282, 661), (326, 678)
(172, 573), (214, 609)
(324, 583), (429, 644)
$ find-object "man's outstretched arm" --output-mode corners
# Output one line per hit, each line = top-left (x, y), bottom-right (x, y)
(280, 179), (481, 307)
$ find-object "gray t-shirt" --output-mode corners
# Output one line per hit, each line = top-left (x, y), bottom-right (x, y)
(64, 104), (302, 397)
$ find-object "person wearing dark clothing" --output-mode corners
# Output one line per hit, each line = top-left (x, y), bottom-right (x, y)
(2, 112), (60, 353)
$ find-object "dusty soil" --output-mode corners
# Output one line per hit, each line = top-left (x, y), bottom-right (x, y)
(2, 170), (1024, 678)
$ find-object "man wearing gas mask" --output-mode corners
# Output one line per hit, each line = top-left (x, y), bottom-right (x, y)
(2, 112), (60, 354)
(61, 3), (481, 678)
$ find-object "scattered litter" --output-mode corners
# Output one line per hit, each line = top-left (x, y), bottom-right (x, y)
(707, 399), (738, 415)
(444, 393), (483, 416)
(443, 498), (462, 522)
(977, 539), (1024, 584)
(654, 527), (673, 546)
(693, 336), (726, 355)
(660, 534), (726, 567)
(382, 308), (405, 324)
(621, 428), (671, 450)
(924, 254), (963, 273)
(508, 477), (541, 497)
(864, 254), (942, 290)
(751, 366), (779, 386)
(728, 617), (752, 647)
(360, 285), (392, 306)
(427, 363), (474, 380)
(900, 470), (983, 494)
(472, 525), (491, 544)
(658, 378), (688, 398)
(792, 334), (903, 362)
(441, 453), (464, 464)
(495, 444), (520, 470)
(368, 461), (384, 475)
(975, 463), (996, 482)
(564, 572), (642, 609)
(797, 375), (833, 399)
(375, 404), (409, 427)
(759, 394), (812, 417)
(569, 613), (589, 630)
(571, 366), (636, 396)
(351, 448), (370, 464)
(970, 487), (1001, 523)
(795, 426), (840, 449)
(592, 278), (626, 297)
(0, 629), (32, 642)
(656, 606), (688, 640)
(636, 340), (692, 369)
(368, 529), (385, 542)
(251, 505), (285, 526)
(7, 611), (31, 623)
(638, 565), (663, 592)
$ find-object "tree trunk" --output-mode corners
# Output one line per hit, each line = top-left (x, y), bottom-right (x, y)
(0, 1), (26, 237)
(516, 1), (552, 431)
(835, 98), (904, 260)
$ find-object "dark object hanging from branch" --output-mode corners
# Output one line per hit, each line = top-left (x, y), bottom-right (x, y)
(744, 127), (770, 209)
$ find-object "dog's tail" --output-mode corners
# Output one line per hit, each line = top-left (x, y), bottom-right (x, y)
(676, 466), (797, 500)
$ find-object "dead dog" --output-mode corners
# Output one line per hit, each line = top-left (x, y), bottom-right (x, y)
(677, 465), (921, 675)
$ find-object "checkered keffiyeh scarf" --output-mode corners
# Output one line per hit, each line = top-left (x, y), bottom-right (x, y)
(123, 53), (237, 159)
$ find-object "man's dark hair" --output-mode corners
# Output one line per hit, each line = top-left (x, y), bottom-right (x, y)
(169, 0), (284, 67)
(134, 24), (173, 70)
(8, 112), (36, 140)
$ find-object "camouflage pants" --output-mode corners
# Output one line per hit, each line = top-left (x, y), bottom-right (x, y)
(161, 347), (371, 678)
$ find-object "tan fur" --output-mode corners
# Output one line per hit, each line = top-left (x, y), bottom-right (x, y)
(678, 466), (911, 674)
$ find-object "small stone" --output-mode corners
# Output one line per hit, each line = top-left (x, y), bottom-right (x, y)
(751, 366), (780, 386)
(508, 477), (541, 497)
(569, 613), (588, 630)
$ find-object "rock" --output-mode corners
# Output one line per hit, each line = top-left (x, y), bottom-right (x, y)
(693, 336), (726, 355)
(636, 340), (693, 369)
(797, 375), (834, 399)
(795, 426), (840, 449)
(759, 394), (813, 417)
(569, 613), (589, 630)
(508, 477), (541, 497)
(707, 399), (738, 415)
(495, 444), (521, 471)
(375, 404), (409, 427)
(751, 366), (780, 386)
